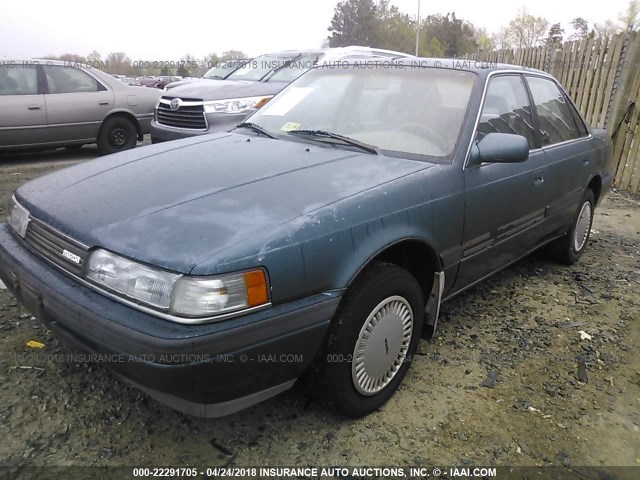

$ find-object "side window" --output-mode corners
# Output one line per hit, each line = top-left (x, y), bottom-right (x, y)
(0, 65), (39, 95)
(526, 76), (583, 145)
(476, 75), (536, 149)
(45, 66), (100, 94)
(567, 96), (589, 137)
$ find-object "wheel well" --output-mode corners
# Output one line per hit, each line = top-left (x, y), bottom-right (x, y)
(364, 240), (440, 304)
(101, 112), (142, 139)
(588, 176), (602, 205)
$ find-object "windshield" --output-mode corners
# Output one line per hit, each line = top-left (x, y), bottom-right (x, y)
(266, 53), (322, 83)
(226, 53), (302, 82)
(246, 66), (476, 159)
(203, 60), (248, 79)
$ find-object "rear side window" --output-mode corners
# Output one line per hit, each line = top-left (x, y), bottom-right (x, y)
(526, 76), (584, 145)
(0, 65), (39, 95)
(45, 66), (100, 94)
(476, 75), (536, 149)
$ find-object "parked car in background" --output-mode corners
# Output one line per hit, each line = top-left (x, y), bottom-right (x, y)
(203, 60), (251, 80)
(0, 60), (162, 153)
(118, 76), (141, 86)
(138, 76), (182, 89)
(150, 46), (412, 143)
(164, 59), (252, 92)
(0, 59), (613, 418)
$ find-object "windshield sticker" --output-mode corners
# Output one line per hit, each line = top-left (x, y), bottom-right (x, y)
(261, 87), (314, 116)
(280, 122), (301, 132)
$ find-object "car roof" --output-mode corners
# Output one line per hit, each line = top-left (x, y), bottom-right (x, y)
(252, 46), (412, 60)
(311, 57), (551, 78)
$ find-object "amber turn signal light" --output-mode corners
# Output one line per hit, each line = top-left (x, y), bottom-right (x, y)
(244, 270), (269, 306)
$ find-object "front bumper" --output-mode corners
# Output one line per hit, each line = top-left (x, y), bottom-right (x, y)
(136, 113), (154, 135)
(0, 223), (338, 417)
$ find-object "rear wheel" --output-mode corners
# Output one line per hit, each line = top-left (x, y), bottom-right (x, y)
(315, 262), (423, 417)
(547, 189), (595, 265)
(98, 116), (137, 154)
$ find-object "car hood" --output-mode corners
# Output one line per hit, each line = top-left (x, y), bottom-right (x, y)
(165, 79), (200, 90)
(16, 134), (432, 273)
(164, 79), (287, 101)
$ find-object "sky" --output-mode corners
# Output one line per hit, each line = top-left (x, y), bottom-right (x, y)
(0, 0), (632, 60)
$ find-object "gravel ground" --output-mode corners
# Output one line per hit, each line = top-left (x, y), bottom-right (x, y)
(0, 144), (639, 468)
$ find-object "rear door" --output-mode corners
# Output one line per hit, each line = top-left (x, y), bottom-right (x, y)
(525, 75), (592, 236)
(0, 63), (47, 148)
(43, 65), (113, 144)
(458, 74), (548, 288)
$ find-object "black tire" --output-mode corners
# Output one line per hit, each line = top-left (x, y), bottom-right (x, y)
(547, 189), (595, 265)
(315, 262), (424, 418)
(97, 116), (137, 154)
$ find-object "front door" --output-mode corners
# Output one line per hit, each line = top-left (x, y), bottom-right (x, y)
(458, 74), (548, 289)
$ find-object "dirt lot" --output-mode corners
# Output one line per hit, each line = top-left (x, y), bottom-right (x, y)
(0, 145), (639, 468)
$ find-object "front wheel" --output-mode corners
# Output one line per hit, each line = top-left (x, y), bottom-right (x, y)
(98, 116), (137, 154)
(547, 189), (595, 265)
(315, 262), (424, 417)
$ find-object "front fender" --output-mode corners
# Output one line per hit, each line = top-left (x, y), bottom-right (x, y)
(301, 202), (439, 293)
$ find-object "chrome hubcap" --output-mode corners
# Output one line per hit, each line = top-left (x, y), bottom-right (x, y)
(573, 201), (592, 252)
(352, 295), (413, 396)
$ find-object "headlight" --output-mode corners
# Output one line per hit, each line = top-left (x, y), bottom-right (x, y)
(86, 248), (269, 320)
(203, 96), (272, 114)
(86, 249), (179, 310)
(8, 195), (30, 238)
(172, 270), (269, 317)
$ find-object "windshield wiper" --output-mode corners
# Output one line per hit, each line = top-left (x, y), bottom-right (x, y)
(261, 54), (303, 82)
(234, 122), (276, 139)
(288, 130), (378, 154)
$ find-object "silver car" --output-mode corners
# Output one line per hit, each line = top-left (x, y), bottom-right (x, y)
(0, 60), (162, 154)
(150, 47), (413, 143)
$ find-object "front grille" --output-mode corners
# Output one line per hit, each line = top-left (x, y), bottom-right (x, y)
(157, 98), (207, 130)
(24, 220), (89, 276)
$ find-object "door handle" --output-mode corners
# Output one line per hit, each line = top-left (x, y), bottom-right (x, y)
(27, 105), (41, 110)
(98, 101), (109, 106)
(532, 168), (545, 186)
(582, 158), (590, 166)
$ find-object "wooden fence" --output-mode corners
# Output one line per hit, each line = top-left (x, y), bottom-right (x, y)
(463, 32), (640, 194)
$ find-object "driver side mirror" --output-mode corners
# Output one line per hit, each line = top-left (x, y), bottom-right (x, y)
(469, 132), (529, 166)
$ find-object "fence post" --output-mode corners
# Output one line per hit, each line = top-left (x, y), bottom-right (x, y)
(605, 27), (633, 130)
(543, 42), (554, 72)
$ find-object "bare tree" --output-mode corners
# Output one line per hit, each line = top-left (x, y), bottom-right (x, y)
(619, 0), (640, 30)
(491, 27), (513, 51)
(474, 26), (495, 52)
(87, 50), (102, 64)
(106, 52), (132, 75)
(221, 50), (248, 61)
(593, 19), (620, 38)
(507, 7), (550, 49)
